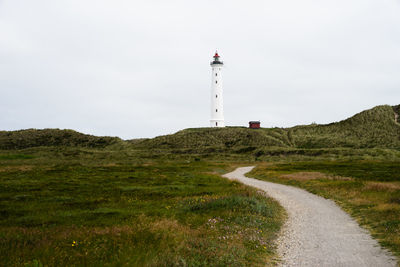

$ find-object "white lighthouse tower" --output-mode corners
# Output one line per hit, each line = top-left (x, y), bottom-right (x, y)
(210, 51), (225, 127)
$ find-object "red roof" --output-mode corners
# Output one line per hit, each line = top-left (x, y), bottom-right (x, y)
(214, 52), (219, 58)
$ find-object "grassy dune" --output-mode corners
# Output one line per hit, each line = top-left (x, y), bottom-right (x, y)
(0, 129), (122, 150)
(1, 105), (399, 156)
(133, 105), (400, 152)
(289, 105), (400, 149)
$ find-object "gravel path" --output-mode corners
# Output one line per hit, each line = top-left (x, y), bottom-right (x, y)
(223, 166), (397, 267)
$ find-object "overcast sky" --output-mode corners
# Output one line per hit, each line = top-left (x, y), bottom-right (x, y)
(1, 1), (399, 139)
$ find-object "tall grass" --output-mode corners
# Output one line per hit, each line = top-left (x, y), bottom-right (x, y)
(0, 129), (122, 150)
(132, 105), (400, 152)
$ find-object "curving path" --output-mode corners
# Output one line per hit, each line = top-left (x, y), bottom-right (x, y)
(223, 166), (397, 267)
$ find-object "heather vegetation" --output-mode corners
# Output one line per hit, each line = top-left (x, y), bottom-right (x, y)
(1, 104), (400, 266)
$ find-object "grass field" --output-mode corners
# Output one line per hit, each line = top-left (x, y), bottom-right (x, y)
(249, 160), (400, 258)
(1, 104), (399, 265)
(0, 149), (285, 266)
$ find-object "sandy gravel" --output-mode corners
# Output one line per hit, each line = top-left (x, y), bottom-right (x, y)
(223, 166), (397, 267)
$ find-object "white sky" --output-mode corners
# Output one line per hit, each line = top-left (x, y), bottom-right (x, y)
(1, 0), (399, 139)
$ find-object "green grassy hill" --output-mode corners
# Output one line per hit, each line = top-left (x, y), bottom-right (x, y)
(0, 129), (122, 150)
(290, 105), (400, 149)
(134, 104), (400, 151)
(1, 105), (399, 152)
(134, 127), (291, 151)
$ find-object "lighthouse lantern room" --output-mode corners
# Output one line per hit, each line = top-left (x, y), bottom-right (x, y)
(210, 52), (225, 127)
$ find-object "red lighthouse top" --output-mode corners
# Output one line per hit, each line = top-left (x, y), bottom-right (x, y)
(211, 51), (223, 65)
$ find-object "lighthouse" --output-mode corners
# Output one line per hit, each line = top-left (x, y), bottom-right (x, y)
(210, 51), (225, 127)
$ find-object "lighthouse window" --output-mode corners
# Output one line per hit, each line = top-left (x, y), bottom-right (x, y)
(216, 109), (218, 112)
(215, 73), (217, 77)
(215, 81), (217, 84)
(216, 95), (218, 98)
(216, 122), (218, 126)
